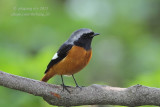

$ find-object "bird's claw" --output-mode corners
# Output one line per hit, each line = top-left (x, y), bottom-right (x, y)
(61, 84), (71, 93)
(76, 85), (84, 90)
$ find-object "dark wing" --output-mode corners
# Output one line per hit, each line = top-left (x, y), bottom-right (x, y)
(44, 44), (73, 73)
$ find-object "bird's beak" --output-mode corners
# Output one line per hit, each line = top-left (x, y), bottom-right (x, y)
(93, 33), (100, 36)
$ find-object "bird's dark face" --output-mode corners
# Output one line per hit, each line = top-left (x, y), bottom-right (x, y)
(80, 32), (99, 39)
(67, 28), (99, 50)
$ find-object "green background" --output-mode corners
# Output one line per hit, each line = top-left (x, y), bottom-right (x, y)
(0, 0), (160, 107)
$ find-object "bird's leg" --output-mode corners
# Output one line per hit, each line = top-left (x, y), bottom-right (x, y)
(60, 75), (70, 93)
(72, 74), (82, 88)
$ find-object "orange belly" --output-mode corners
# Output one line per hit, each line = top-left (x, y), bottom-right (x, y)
(52, 46), (92, 75)
(41, 46), (92, 82)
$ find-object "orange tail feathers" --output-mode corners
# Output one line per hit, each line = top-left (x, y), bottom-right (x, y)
(41, 72), (56, 82)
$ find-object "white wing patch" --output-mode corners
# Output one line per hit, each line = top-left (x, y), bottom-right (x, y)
(52, 53), (58, 60)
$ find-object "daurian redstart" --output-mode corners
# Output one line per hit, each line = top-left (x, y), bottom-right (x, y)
(41, 28), (99, 91)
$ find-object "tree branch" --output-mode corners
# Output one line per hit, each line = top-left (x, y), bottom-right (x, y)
(0, 71), (160, 106)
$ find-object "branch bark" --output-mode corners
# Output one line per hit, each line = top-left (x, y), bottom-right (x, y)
(0, 71), (160, 106)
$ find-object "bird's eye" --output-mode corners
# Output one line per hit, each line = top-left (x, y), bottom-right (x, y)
(83, 34), (88, 38)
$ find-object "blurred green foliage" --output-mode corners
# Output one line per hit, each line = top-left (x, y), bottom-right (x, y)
(0, 0), (160, 107)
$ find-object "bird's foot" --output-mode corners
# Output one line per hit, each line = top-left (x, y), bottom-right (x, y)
(61, 84), (71, 93)
(76, 85), (84, 90)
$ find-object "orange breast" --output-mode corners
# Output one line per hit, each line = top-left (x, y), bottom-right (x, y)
(50, 46), (92, 75)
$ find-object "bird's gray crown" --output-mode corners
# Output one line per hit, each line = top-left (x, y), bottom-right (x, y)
(66, 28), (93, 44)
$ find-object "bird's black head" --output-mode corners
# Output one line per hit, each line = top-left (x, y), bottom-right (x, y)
(66, 28), (99, 50)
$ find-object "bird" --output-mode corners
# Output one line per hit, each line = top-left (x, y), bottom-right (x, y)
(41, 28), (99, 91)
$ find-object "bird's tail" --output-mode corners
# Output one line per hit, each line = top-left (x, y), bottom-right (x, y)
(41, 72), (56, 82)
